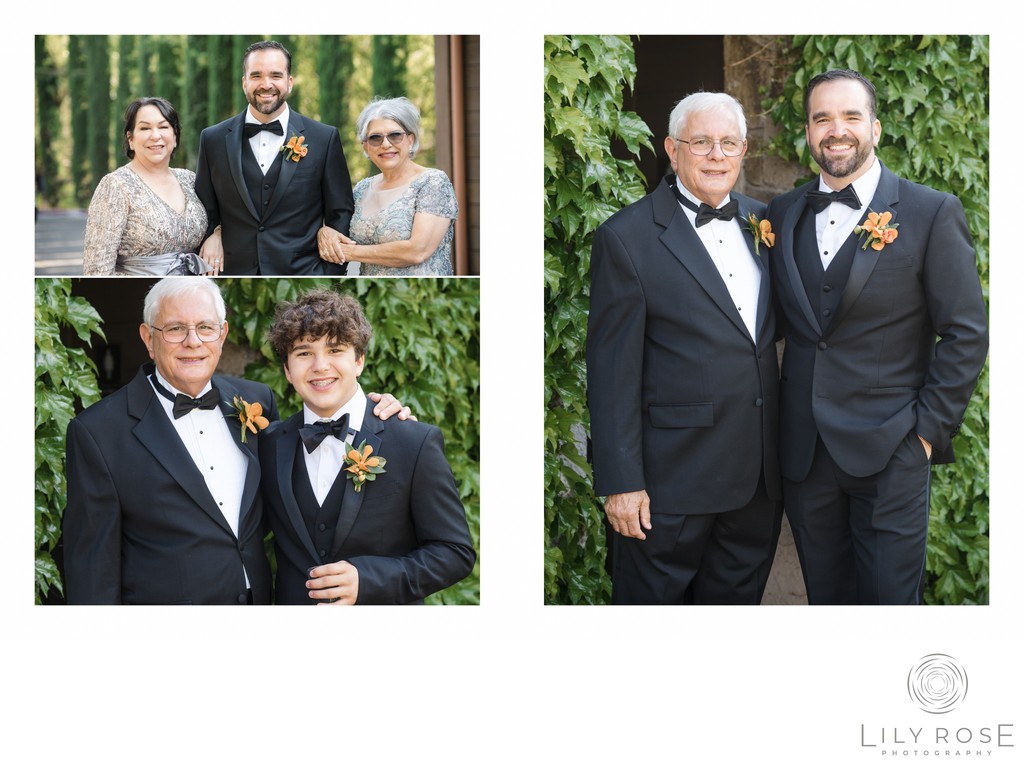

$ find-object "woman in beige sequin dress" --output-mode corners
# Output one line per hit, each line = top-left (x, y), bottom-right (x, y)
(83, 98), (212, 276)
(316, 97), (458, 276)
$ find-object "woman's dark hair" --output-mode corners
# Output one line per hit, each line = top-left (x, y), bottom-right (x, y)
(123, 97), (181, 160)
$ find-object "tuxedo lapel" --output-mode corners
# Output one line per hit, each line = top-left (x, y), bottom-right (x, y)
(126, 368), (234, 537)
(653, 182), (753, 342)
(779, 186), (824, 336)
(213, 374), (262, 530)
(273, 411), (322, 564)
(329, 399), (382, 559)
(827, 164), (901, 334)
(263, 111), (304, 221)
(225, 112), (260, 221)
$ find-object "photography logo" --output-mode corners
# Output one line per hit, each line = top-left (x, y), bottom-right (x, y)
(858, 653), (1014, 759)
(907, 654), (969, 714)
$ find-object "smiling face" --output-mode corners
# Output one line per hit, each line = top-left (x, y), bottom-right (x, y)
(284, 336), (364, 419)
(242, 48), (293, 121)
(665, 108), (746, 207)
(128, 104), (176, 168)
(140, 291), (226, 398)
(363, 118), (413, 173)
(805, 77), (881, 188)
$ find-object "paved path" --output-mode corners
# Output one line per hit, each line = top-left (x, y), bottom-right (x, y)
(35, 209), (85, 276)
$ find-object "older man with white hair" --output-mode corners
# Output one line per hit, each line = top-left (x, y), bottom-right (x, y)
(63, 277), (406, 604)
(587, 92), (782, 604)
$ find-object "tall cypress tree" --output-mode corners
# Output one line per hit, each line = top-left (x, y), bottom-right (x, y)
(85, 35), (111, 185)
(68, 35), (89, 206)
(181, 35), (209, 169)
(35, 36), (62, 207)
(318, 36), (353, 135)
(233, 36), (250, 114)
(207, 35), (235, 125)
(371, 35), (407, 99)
(137, 36), (152, 97)
(113, 35), (137, 167)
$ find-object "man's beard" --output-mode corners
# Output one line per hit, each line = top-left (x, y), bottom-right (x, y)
(249, 89), (287, 116)
(811, 138), (872, 180)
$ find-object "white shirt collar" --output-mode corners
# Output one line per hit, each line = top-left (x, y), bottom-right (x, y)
(302, 383), (366, 435)
(152, 367), (212, 399)
(675, 174), (732, 210)
(245, 102), (290, 135)
(817, 154), (881, 205)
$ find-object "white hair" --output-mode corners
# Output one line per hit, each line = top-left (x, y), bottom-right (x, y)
(355, 96), (421, 157)
(143, 278), (226, 326)
(667, 92), (747, 141)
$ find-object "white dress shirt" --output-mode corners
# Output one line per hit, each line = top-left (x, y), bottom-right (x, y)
(675, 177), (762, 340)
(302, 384), (366, 507)
(245, 104), (290, 175)
(149, 370), (249, 585)
(815, 156), (881, 270)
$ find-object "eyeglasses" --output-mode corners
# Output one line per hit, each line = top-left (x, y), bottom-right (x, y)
(150, 323), (224, 343)
(674, 137), (746, 157)
(364, 130), (408, 148)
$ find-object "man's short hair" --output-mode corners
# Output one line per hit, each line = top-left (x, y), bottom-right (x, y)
(667, 92), (747, 141)
(143, 278), (226, 326)
(242, 40), (292, 75)
(803, 68), (877, 122)
(267, 289), (373, 364)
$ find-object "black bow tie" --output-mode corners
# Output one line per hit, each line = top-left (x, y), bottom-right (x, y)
(150, 375), (220, 419)
(694, 200), (738, 227)
(299, 414), (352, 454)
(243, 120), (284, 139)
(806, 185), (862, 213)
(667, 176), (738, 227)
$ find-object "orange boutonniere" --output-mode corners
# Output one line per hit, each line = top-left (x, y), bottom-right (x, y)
(228, 395), (269, 443)
(343, 440), (387, 493)
(854, 209), (900, 251)
(745, 213), (775, 255)
(280, 132), (308, 163)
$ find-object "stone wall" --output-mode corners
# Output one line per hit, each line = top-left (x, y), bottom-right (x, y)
(724, 35), (807, 203)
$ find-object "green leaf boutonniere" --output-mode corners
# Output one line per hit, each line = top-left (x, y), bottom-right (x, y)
(228, 395), (269, 443)
(343, 440), (387, 493)
(280, 132), (308, 163)
(745, 213), (775, 255)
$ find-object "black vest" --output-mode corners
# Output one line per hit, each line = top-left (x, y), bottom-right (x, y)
(241, 140), (285, 222)
(291, 442), (348, 563)
(794, 206), (860, 333)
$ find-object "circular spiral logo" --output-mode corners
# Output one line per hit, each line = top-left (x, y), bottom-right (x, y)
(907, 654), (968, 714)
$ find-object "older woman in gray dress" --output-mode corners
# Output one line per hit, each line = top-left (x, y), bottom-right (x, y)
(317, 97), (458, 276)
(83, 97), (212, 276)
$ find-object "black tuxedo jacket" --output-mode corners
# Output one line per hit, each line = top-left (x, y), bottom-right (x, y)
(587, 178), (781, 515)
(194, 109), (353, 275)
(766, 161), (988, 480)
(259, 400), (476, 605)
(63, 365), (278, 604)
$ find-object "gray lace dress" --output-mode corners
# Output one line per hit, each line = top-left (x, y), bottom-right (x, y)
(349, 168), (458, 276)
(82, 165), (208, 276)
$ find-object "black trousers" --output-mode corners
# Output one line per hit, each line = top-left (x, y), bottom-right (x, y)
(784, 433), (931, 605)
(609, 475), (781, 605)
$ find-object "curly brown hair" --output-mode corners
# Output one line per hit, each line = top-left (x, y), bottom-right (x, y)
(267, 289), (373, 364)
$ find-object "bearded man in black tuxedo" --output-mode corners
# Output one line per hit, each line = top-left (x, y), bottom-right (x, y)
(587, 92), (782, 604)
(195, 40), (353, 276)
(765, 69), (988, 604)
